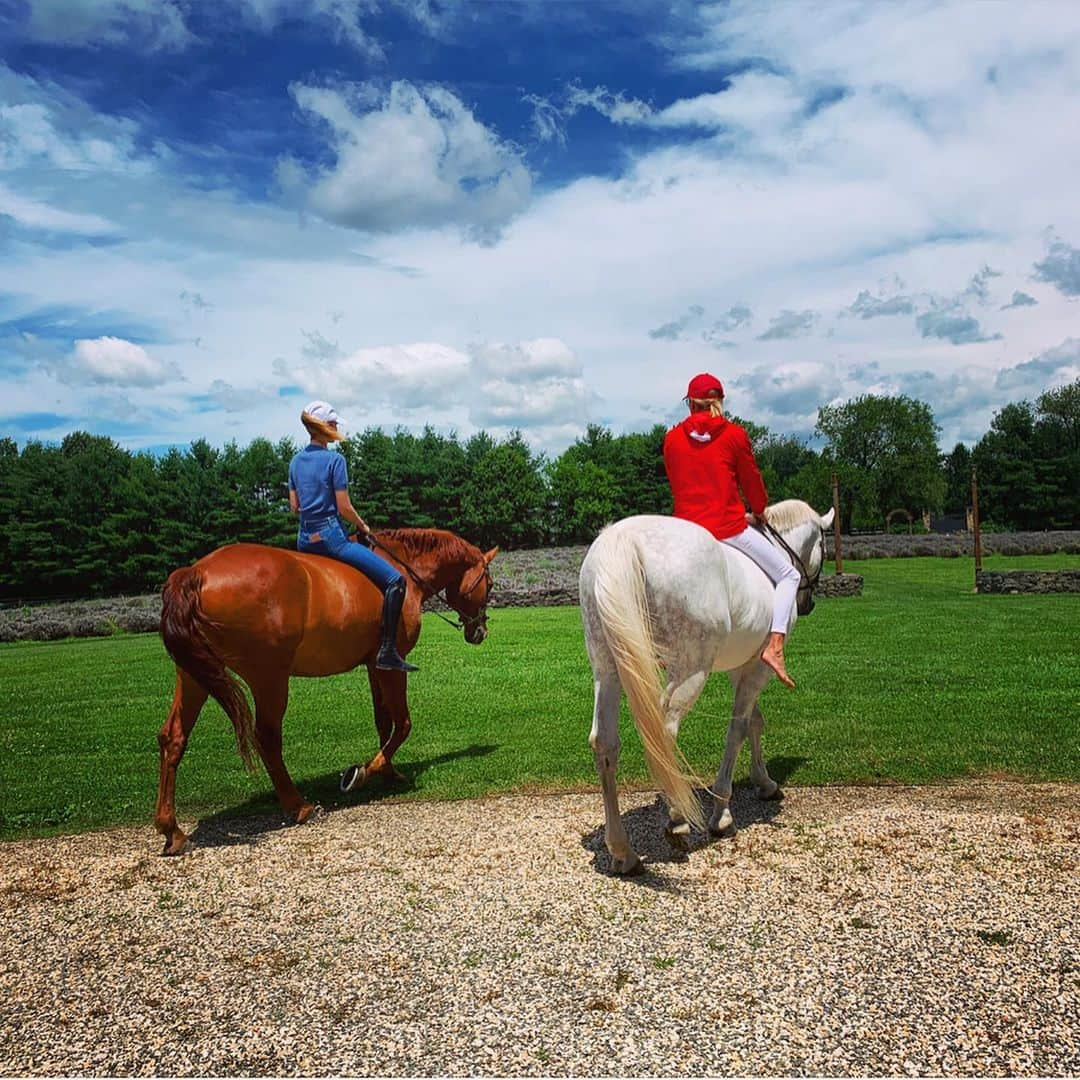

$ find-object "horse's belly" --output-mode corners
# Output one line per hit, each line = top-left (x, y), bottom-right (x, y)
(290, 622), (379, 676)
(710, 627), (770, 672)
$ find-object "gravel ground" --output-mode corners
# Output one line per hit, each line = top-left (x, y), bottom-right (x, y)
(1, 782), (1077, 1076)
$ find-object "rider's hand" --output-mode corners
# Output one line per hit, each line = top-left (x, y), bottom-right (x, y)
(747, 511), (766, 526)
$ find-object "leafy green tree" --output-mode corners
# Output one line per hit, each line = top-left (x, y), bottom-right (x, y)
(726, 413), (769, 451)
(547, 456), (621, 542)
(816, 394), (945, 529)
(755, 434), (819, 504)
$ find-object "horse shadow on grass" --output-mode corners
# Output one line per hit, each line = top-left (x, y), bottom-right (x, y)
(187, 742), (498, 851)
(580, 755), (807, 885)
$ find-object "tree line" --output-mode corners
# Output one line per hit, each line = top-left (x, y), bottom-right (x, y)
(1, 379), (1076, 600)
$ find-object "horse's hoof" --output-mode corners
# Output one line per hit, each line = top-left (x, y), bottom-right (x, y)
(161, 831), (188, 857)
(295, 803), (317, 825)
(708, 807), (734, 838)
(758, 783), (783, 802)
(612, 852), (645, 877)
(340, 764), (366, 793)
(665, 822), (692, 851)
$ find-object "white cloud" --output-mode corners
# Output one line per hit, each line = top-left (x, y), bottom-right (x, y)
(17, 0), (192, 50)
(995, 337), (1080, 394)
(564, 85), (655, 127)
(2, 1), (1080, 459)
(280, 335), (589, 443)
(0, 66), (158, 177)
(468, 339), (589, 429)
(735, 360), (843, 421)
(0, 182), (118, 236)
(235, 0), (382, 57)
(1033, 236), (1080, 297)
(649, 72), (809, 134)
(915, 304), (1000, 345)
(848, 290), (915, 319)
(67, 337), (179, 386)
(281, 80), (533, 240)
(757, 310), (818, 341)
(1001, 291), (1037, 310)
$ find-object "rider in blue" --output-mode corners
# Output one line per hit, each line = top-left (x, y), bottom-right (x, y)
(288, 400), (418, 673)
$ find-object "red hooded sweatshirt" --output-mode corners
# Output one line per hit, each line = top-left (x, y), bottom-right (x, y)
(662, 413), (768, 540)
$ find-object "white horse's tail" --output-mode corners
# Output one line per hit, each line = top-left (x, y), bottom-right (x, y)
(590, 527), (705, 829)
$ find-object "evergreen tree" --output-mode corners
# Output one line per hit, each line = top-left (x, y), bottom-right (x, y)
(461, 431), (546, 548)
(942, 443), (972, 515)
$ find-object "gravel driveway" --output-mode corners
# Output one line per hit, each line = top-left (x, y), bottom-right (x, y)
(1, 782), (1077, 1076)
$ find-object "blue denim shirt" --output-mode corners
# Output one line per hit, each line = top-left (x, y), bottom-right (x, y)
(288, 444), (347, 524)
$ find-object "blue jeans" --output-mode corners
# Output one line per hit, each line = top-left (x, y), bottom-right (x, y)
(297, 517), (402, 593)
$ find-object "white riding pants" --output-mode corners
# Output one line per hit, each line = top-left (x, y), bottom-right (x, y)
(721, 526), (801, 634)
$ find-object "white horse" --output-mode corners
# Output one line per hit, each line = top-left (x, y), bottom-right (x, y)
(579, 499), (834, 875)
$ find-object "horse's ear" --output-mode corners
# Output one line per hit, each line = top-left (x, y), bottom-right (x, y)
(484, 546), (499, 564)
(820, 507), (836, 529)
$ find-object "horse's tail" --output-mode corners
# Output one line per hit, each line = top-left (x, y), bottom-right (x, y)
(590, 527), (705, 828)
(160, 567), (258, 772)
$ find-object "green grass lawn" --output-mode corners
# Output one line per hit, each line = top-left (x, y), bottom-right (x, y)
(1, 553), (1077, 841)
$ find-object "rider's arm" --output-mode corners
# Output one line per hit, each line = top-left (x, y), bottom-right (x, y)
(335, 489), (369, 534)
(288, 489), (299, 515)
(733, 426), (768, 519)
(328, 452), (369, 534)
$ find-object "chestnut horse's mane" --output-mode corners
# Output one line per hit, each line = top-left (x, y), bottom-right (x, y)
(375, 528), (480, 564)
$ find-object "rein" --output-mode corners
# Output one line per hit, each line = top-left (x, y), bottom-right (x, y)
(757, 520), (824, 594)
(364, 531), (490, 635)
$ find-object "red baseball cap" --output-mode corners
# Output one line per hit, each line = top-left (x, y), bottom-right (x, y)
(685, 373), (724, 399)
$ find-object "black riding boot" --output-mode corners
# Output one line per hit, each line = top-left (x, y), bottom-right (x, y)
(376, 579), (419, 673)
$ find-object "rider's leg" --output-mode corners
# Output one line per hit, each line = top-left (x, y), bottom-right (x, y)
(321, 523), (419, 673)
(721, 526), (800, 688)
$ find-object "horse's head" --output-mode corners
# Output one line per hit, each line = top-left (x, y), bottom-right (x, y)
(765, 501), (836, 615)
(445, 546), (499, 644)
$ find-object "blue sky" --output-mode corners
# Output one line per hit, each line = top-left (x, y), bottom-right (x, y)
(1, 0), (1079, 455)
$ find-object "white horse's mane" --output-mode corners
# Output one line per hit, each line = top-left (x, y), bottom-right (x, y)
(764, 499), (821, 533)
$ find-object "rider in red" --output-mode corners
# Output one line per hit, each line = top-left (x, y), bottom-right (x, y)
(662, 373), (799, 688)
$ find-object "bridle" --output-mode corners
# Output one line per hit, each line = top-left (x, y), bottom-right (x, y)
(365, 532), (492, 636)
(758, 520), (825, 601)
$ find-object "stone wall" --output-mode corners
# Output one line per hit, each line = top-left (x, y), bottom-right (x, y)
(975, 570), (1080, 594)
(817, 574), (864, 598)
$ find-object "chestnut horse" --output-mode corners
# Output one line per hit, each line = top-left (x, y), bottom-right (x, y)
(155, 529), (497, 855)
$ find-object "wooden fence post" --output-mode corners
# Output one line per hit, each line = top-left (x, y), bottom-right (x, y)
(831, 472), (843, 576)
(971, 465), (983, 587)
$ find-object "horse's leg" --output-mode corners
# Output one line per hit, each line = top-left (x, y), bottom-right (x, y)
(748, 704), (781, 800)
(590, 671), (642, 876)
(659, 665), (710, 851)
(357, 669), (411, 783)
(342, 666), (405, 792)
(709, 662), (771, 838)
(249, 673), (315, 824)
(369, 665), (406, 782)
(155, 669), (208, 856)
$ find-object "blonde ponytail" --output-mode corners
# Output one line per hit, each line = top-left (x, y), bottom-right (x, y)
(687, 396), (724, 417)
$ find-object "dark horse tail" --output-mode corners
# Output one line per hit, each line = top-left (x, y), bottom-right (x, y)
(160, 567), (258, 771)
